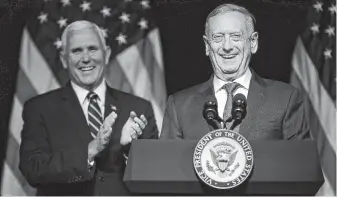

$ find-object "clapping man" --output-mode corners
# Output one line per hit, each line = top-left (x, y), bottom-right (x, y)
(19, 20), (158, 196)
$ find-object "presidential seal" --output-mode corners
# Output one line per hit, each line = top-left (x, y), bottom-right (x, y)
(193, 129), (253, 189)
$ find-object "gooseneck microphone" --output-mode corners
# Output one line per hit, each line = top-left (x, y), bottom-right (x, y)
(203, 101), (223, 130)
(231, 93), (247, 121)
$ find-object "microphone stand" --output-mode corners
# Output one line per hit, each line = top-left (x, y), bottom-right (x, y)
(207, 118), (223, 130)
(230, 119), (242, 130)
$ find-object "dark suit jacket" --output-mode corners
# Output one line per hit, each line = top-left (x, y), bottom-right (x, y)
(19, 82), (158, 196)
(160, 70), (310, 140)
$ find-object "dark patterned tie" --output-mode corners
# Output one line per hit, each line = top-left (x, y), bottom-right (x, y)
(87, 92), (103, 139)
(223, 82), (240, 129)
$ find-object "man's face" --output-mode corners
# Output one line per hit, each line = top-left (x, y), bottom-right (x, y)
(203, 12), (258, 81)
(61, 28), (111, 90)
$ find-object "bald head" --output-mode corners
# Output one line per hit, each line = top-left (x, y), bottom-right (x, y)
(205, 4), (256, 36)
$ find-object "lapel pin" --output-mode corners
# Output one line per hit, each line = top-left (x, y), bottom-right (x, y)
(110, 104), (118, 113)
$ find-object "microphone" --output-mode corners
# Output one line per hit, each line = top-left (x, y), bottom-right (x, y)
(231, 93), (247, 121)
(203, 101), (223, 129)
(203, 101), (218, 121)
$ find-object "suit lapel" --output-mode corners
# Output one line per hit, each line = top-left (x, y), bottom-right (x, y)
(104, 86), (124, 142)
(104, 86), (118, 119)
(61, 83), (91, 143)
(194, 76), (217, 132)
(239, 70), (267, 139)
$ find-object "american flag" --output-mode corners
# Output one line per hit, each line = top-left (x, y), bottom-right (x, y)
(0, 0), (166, 195)
(291, 0), (336, 195)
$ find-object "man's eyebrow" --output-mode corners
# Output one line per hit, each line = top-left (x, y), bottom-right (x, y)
(229, 31), (242, 35)
(71, 47), (82, 52)
(88, 45), (98, 49)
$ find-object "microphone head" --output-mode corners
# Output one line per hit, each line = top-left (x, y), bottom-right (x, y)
(203, 101), (218, 120)
(232, 93), (247, 120)
(233, 93), (246, 104)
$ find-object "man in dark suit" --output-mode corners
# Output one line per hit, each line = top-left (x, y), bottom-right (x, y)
(19, 20), (158, 196)
(160, 4), (310, 140)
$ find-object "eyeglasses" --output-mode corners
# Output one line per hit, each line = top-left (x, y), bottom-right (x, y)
(205, 33), (250, 43)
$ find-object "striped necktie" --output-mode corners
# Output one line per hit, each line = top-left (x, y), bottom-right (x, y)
(87, 92), (103, 139)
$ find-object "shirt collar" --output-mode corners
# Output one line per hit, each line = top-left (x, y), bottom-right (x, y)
(213, 68), (252, 93)
(71, 79), (107, 105)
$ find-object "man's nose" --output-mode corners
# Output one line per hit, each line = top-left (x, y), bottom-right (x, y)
(222, 36), (233, 52)
(81, 51), (91, 63)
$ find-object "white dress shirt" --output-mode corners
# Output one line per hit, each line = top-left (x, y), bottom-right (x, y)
(71, 80), (106, 123)
(213, 69), (252, 119)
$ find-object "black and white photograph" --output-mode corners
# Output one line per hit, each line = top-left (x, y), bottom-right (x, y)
(0, 0), (335, 195)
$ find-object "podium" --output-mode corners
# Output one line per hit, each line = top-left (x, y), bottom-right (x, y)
(123, 140), (324, 195)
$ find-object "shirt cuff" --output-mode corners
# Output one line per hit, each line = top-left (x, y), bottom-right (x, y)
(123, 154), (128, 165)
(88, 159), (95, 170)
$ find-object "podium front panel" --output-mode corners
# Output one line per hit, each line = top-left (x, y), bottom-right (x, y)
(123, 140), (323, 195)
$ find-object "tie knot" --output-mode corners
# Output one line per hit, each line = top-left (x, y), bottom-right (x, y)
(223, 82), (240, 95)
(87, 92), (98, 101)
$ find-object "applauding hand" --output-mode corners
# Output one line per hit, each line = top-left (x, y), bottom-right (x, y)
(120, 111), (148, 145)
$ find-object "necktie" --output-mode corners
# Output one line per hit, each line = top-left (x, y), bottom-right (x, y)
(87, 92), (103, 139)
(222, 82), (240, 128)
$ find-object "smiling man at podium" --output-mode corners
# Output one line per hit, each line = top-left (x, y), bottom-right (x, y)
(160, 3), (311, 141)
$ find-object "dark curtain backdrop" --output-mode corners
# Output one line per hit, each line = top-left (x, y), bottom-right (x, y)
(0, 0), (310, 189)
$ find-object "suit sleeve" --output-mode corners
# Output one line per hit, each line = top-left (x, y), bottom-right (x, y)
(282, 88), (311, 140)
(19, 100), (94, 187)
(140, 101), (159, 140)
(160, 95), (183, 139)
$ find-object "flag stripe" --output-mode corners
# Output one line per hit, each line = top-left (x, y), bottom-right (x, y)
(105, 59), (134, 94)
(16, 69), (38, 104)
(1, 163), (26, 195)
(291, 70), (336, 195)
(137, 35), (166, 111)
(5, 133), (34, 194)
(147, 28), (164, 71)
(317, 171), (335, 196)
(116, 42), (163, 131)
(9, 97), (24, 144)
(2, 133), (36, 196)
(292, 38), (336, 152)
(20, 28), (61, 93)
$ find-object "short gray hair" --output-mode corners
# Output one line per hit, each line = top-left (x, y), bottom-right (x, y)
(205, 4), (256, 36)
(61, 20), (107, 52)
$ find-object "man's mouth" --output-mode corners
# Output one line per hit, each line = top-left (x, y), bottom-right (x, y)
(220, 54), (237, 59)
(79, 66), (95, 72)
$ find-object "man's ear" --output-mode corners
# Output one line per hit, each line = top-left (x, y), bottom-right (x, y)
(203, 35), (210, 56)
(60, 50), (68, 69)
(250, 32), (258, 54)
(105, 46), (111, 65)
